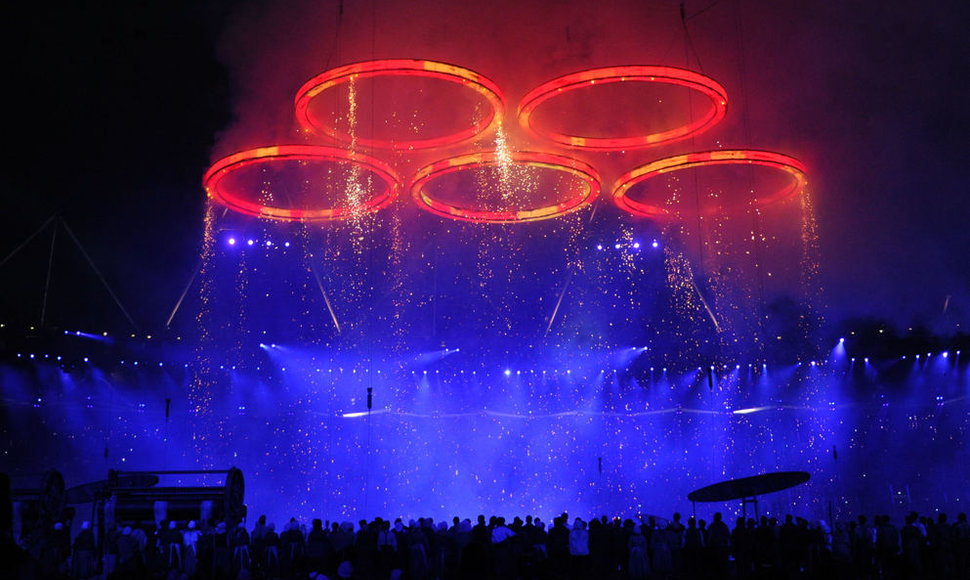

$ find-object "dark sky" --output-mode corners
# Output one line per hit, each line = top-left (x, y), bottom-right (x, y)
(3, 0), (969, 335)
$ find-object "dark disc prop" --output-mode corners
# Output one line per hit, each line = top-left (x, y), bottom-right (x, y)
(65, 474), (160, 504)
(688, 471), (809, 503)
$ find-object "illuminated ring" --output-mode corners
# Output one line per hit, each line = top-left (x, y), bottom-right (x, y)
(612, 150), (808, 218)
(295, 59), (505, 150)
(410, 151), (601, 223)
(518, 65), (728, 150)
(203, 145), (401, 222)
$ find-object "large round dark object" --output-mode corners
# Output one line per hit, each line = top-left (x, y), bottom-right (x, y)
(687, 471), (810, 503)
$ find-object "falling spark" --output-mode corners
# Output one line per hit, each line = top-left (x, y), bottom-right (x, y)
(310, 261), (342, 334)
(545, 272), (573, 336)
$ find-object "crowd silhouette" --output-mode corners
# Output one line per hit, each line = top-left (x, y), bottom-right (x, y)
(6, 509), (970, 580)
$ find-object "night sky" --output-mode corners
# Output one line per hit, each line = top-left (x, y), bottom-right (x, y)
(3, 0), (969, 334)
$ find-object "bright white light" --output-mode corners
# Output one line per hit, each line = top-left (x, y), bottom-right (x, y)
(247, 239), (254, 246)
(733, 406), (771, 415)
(228, 238), (236, 245)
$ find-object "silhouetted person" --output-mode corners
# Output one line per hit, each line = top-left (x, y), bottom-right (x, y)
(568, 517), (589, 579)
(708, 512), (731, 576)
(628, 523), (651, 580)
(161, 520), (182, 571)
(251, 514), (268, 573)
(683, 516), (704, 579)
(306, 518), (330, 575)
(900, 513), (923, 579)
(548, 515), (571, 577)
(876, 515), (901, 580)
(264, 522), (281, 577)
(954, 513), (970, 579)
(72, 520), (97, 579)
(281, 518), (304, 578)
(116, 526), (144, 579)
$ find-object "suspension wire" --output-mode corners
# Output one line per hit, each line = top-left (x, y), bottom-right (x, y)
(61, 220), (138, 330)
(733, 0), (769, 347)
(40, 220), (58, 327)
(680, 2), (707, 71)
(0, 215), (56, 269)
(685, 0), (724, 22)
(681, 2), (715, 330)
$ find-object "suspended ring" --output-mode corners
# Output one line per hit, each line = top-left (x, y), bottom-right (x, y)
(295, 59), (505, 150)
(203, 145), (401, 222)
(410, 151), (601, 223)
(518, 65), (728, 150)
(612, 149), (808, 218)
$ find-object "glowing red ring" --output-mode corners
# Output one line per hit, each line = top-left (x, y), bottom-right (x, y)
(203, 145), (401, 222)
(518, 65), (728, 150)
(295, 59), (505, 150)
(611, 150), (808, 218)
(410, 151), (601, 223)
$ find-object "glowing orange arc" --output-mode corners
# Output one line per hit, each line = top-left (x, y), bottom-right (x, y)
(410, 151), (601, 223)
(518, 65), (729, 150)
(203, 145), (401, 222)
(295, 59), (506, 150)
(611, 149), (809, 219)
